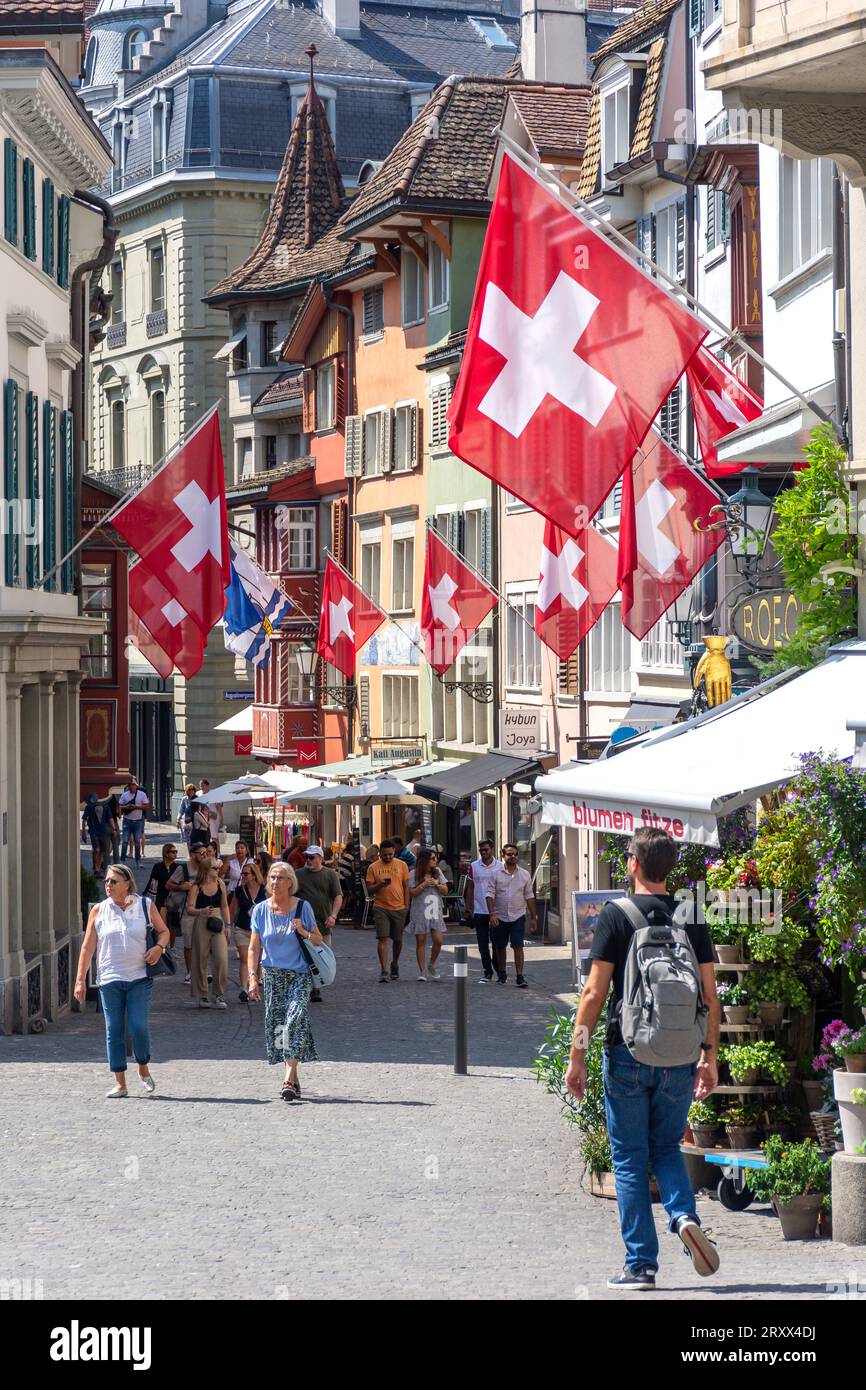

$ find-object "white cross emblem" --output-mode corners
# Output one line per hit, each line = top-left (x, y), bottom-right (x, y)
(537, 537), (588, 614)
(636, 479), (680, 575)
(706, 387), (750, 428)
(329, 595), (355, 644)
(428, 573), (460, 631)
(161, 598), (187, 627)
(170, 482), (223, 573)
(478, 271), (617, 438)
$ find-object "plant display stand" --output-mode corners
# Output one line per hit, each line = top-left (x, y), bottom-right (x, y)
(689, 1148), (769, 1211)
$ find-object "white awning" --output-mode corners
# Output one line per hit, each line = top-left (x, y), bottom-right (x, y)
(214, 705), (253, 733)
(714, 382), (835, 466)
(213, 330), (246, 361)
(536, 641), (866, 845)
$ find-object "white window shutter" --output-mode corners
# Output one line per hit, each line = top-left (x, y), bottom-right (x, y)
(344, 414), (362, 477)
(430, 381), (450, 447)
(380, 408), (393, 473)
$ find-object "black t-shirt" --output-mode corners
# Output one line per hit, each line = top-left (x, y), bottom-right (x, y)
(589, 895), (714, 1050)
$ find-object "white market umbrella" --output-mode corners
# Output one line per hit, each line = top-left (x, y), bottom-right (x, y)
(322, 775), (428, 807)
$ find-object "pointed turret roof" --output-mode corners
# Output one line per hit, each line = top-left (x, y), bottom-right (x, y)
(206, 54), (360, 302)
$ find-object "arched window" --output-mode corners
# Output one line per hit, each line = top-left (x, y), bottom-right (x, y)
(111, 398), (125, 469)
(83, 35), (98, 85)
(123, 28), (148, 69)
(151, 390), (165, 466)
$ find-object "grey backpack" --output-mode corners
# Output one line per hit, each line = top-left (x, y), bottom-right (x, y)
(615, 898), (708, 1067)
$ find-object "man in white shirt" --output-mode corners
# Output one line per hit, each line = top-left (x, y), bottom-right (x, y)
(465, 839), (503, 983)
(118, 776), (149, 867)
(198, 779), (223, 843)
(486, 843), (536, 988)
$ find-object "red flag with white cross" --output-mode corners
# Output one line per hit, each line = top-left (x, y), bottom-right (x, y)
(686, 346), (764, 479)
(447, 154), (708, 533)
(128, 560), (206, 680)
(617, 431), (725, 640)
(112, 409), (229, 637)
(534, 519), (618, 661)
(317, 556), (387, 679)
(421, 528), (497, 675)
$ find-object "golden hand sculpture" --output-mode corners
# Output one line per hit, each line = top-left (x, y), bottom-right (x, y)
(693, 636), (732, 708)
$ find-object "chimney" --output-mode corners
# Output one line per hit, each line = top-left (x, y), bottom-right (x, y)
(521, 0), (588, 84)
(322, 0), (360, 37)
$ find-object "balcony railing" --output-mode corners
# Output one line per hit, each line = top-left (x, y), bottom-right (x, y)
(106, 322), (127, 349)
(84, 461), (157, 494)
(146, 309), (167, 338)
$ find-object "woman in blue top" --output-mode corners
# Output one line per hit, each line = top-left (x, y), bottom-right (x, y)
(247, 862), (323, 1102)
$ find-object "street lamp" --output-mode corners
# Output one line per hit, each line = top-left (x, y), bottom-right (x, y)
(725, 469), (775, 576)
(669, 582), (695, 651)
(296, 642), (356, 710)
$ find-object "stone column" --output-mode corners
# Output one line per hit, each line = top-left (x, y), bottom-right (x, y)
(62, 673), (86, 993)
(0, 675), (27, 1033)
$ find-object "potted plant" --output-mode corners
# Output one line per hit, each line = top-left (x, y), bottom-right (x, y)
(717, 981), (751, 1025)
(707, 916), (744, 965)
(722, 1100), (763, 1150)
(747, 1136), (831, 1240)
(721, 1039), (788, 1087)
(688, 1099), (719, 1149)
(834, 1028), (866, 1073)
(750, 965), (808, 1027)
(831, 1078), (866, 1154)
(800, 1050), (825, 1111)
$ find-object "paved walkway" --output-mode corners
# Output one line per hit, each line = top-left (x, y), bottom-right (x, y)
(1, 830), (861, 1300)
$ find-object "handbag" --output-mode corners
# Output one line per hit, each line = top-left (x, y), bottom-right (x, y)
(205, 915), (224, 934)
(297, 930), (337, 988)
(142, 897), (176, 978)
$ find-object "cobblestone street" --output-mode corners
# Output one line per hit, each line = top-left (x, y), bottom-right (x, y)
(0, 831), (862, 1302)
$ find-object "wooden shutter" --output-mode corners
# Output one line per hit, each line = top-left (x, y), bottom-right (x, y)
(362, 287), (383, 336)
(5, 380), (20, 586)
(301, 367), (316, 434)
(4, 139), (18, 245)
(359, 673), (371, 735)
(22, 159), (36, 261)
(660, 383), (682, 450)
(558, 651), (579, 696)
(43, 401), (57, 589)
(42, 177), (55, 275)
(688, 0), (702, 35)
(445, 511), (463, 554)
(480, 505), (492, 581)
(334, 353), (347, 431)
(380, 408), (393, 473)
(675, 196), (686, 282)
(720, 191), (730, 242)
(60, 409), (73, 591)
(635, 213), (655, 272)
(344, 414), (362, 476)
(705, 187), (717, 250)
(25, 392), (39, 587)
(408, 401), (420, 468)
(57, 194), (70, 289)
(331, 497), (347, 566)
(430, 380), (450, 447)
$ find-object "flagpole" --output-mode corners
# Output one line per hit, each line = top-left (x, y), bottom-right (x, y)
(34, 401), (223, 592)
(493, 129), (843, 443)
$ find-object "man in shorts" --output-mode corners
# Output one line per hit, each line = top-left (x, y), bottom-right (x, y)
(486, 843), (536, 988)
(365, 839), (409, 982)
(295, 844), (342, 1003)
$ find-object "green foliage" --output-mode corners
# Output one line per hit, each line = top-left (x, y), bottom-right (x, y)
(716, 982), (749, 1006)
(849, 1088), (866, 1106)
(533, 1007), (611, 1176)
(794, 753), (866, 978)
(747, 1136), (831, 1202)
(751, 965), (809, 1010)
(767, 1103), (802, 1129)
(745, 914), (809, 964)
(722, 1100), (763, 1127)
(580, 1128), (613, 1178)
(834, 1029), (866, 1057)
(688, 1099), (718, 1125)
(720, 1039), (788, 1085)
(755, 423), (857, 678)
(855, 981), (866, 1011)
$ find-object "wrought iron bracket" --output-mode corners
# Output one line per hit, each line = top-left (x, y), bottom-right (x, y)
(439, 679), (494, 704)
(323, 683), (356, 710)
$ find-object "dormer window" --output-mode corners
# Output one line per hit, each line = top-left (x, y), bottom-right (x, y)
(469, 17), (515, 50)
(123, 28), (148, 69)
(601, 78), (631, 183)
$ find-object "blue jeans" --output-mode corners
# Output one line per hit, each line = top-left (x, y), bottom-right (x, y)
(120, 818), (144, 863)
(603, 1043), (699, 1271)
(98, 977), (153, 1073)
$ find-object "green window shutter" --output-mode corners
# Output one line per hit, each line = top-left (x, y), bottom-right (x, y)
(43, 400), (57, 590)
(4, 380), (20, 586)
(25, 392), (39, 587)
(4, 138), (18, 245)
(706, 187), (717, 250)
(688, 0), (703, 36)
(720, 191), (730, 242)
(22, 159), (36, 260)
(57, 194), (70, 289)
(42, 177), (55, 275)
(60, 410), (74, 591)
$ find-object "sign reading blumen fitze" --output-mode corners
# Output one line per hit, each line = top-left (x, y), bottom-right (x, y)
(499, 706), (541, 753)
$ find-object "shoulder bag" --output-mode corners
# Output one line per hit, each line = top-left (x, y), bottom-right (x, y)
(296, 912), (337, 988)
(142, 895), (176, 977)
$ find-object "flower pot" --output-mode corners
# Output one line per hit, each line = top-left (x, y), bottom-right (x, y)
(833, 1069), (866, 1153)
(731, 1068), (761, 1087)
(725, 1125), (761, 1150)
(772, 1194), (823, 1241)
(844, 1055), (866, 1073)
(802, 1080), (825, 1110)
(714, 944), (742, 964)
(690, 1125), (719, 1149)
(757, 1002), (786, 1027)
(724, 1005), (750, 1025)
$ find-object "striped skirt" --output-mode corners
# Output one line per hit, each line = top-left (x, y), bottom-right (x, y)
(262, 966), (318, 1066)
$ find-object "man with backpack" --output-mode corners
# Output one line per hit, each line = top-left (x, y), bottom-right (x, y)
(565, 827), (720, 1290)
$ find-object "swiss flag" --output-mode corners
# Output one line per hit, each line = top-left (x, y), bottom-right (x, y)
(112, 410), (230, 637)
(618, 432), (725, 640)
(128, 561), (206, 679)
(317, 556), (386, 678)
(448, 155), (708, 533)
(421, 528), (497, 675)
(686, 347), (764, 478)
(535, 520), (618, 661)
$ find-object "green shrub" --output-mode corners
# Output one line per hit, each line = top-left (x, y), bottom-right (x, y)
(720, 1040), (788, 1085)
(688, 1099), (718, 1126)
(533, 1007), (611, 1176)
(722, 1100), (762, 1127)
(751, 965), (809, 1010)
(748, 1136), (831, 1202)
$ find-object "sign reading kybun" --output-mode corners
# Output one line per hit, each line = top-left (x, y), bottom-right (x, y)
(730, 589), (802, 653)
(499, 707), (541, 753)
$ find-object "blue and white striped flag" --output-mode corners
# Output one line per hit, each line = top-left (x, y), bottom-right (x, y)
(223, 540), (292, 668)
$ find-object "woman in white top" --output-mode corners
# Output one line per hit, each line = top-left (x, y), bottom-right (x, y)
(74, 863), (169, 1098)
(406, 848), (449, 982)
(221, 839), (250, 898)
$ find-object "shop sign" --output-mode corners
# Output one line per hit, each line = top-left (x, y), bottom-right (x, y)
(234, 734), (252, 757)
(540, 792), (719, 846)
(372, 745), (423, 764)
(730, 589), (801, 653)
(499, 706), (541, 753)
(223, 690), (251, 701)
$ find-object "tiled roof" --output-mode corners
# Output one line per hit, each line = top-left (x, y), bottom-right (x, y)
(0, 0), (83, 21)
(575, 88), (600, 198)
(226, 455), (315, 499)
(339, 75), (510, 234)
(630, 35), (665, 156)
(206, 80), (357, 299)
(508, 86), (592, 157)
(591, 0), (680, 62)
(253, 374), (303, 409)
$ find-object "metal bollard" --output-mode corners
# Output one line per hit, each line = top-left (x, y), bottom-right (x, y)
(453, 944), (468, 1075)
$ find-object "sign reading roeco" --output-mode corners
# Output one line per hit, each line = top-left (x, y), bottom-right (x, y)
(499, 707), (541, 753)
(730, 589), (801, 653)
